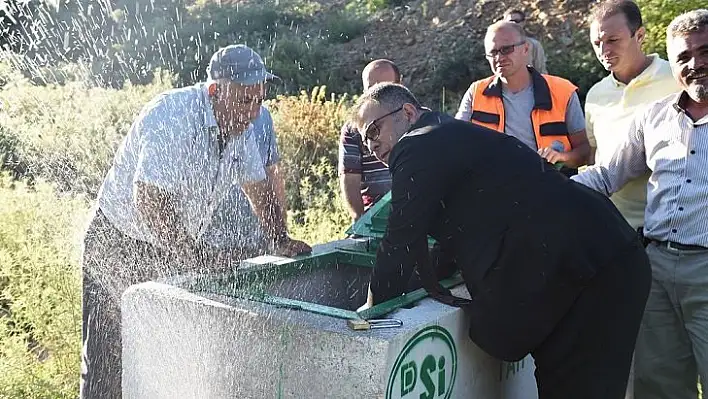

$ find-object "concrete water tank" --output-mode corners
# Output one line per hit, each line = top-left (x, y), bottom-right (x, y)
(121, 193), (538, 398)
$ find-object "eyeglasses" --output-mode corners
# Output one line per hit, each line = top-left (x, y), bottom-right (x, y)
(361, 106), (403, 144)
(485, 41), (526, 58)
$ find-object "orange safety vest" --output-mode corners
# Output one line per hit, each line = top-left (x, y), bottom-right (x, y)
(466, 68), (578, 152)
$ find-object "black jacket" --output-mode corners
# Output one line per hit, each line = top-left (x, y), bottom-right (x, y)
(371, 111), (638, 361)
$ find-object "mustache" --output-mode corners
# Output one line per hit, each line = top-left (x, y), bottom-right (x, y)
(686, 68), (708, 80)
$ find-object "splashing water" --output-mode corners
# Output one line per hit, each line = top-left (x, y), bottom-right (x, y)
(0, 1), (358, 397)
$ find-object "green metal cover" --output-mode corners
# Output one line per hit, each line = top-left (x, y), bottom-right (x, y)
(345, 191), (437, 245)
(195, 191), (456, 324)
(345, 192), (392, 239)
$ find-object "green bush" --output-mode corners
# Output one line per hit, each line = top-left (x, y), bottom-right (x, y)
(0, 73), (173, 196)
(322, 11), (368, 44)
(0, 174), (90, 398)
(287, 158), (351, 244)
(546, 30), (606, 104)
(5, 0), (355, 93)
(637, 0), (706, 59)
(418, 38), (488, 112)
(266, 86), (353, 212)
(345, 0), (402, 15)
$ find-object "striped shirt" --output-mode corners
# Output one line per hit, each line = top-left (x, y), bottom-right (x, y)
(572, 92), (708, 247)
(338, 121), (391, 208)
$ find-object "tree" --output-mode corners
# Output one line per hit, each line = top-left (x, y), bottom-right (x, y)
(637, 0), (705, 59)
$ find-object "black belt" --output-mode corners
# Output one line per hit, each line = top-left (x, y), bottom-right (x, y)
(650, 240), (708, 251)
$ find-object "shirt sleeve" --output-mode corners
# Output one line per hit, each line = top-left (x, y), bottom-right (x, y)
(133, 102), (185, 193)
(235, 132), (268, 184)
(370, 138), (451, 303)
(532, 39), (548, 74)
(565, 92), (586, 134)
(571, 107), (650, 196)
(584, 100), (596, 148)
(338, 122), (363, 174)
(257, 107), (281, 167)
(455, 86), (475, 121)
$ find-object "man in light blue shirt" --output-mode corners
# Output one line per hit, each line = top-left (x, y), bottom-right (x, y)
(81, 44), (310, 399)
(200, 106), (284, 253)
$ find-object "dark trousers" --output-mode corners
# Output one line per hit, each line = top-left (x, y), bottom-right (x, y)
(80, 209), (171, 399)
(531, 241), (652, 399)
(80, 209), (256, 399)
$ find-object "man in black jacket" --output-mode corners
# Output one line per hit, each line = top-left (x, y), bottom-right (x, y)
(353, 83), (651, 399)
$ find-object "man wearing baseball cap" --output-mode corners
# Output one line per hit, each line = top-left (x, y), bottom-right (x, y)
(80, 44), (311, 398)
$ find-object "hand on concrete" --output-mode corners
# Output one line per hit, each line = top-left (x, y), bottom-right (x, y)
(274, 236), (312, 257)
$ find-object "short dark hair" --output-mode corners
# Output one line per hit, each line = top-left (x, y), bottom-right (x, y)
(591, 0), (643, 36)
(667, 9), (708, 39)
(351, 83), (422, 126)
(503, 8), (525, 21)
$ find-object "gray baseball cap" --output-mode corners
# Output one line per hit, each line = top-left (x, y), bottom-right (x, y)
(206, 44), (278, 85)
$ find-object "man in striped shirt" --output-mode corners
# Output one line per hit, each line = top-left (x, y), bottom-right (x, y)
(339, 59), (401, 221)
(572, 10), (708, 398)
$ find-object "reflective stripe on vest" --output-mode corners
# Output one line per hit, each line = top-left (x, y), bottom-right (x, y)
(467, 74), (577, 152)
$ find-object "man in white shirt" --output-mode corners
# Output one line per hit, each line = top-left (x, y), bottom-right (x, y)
(80, 44), (310, 399)
(585, 0), (681, 231)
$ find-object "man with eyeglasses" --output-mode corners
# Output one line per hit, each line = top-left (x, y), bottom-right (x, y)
(503, 8), (548, 74)
(455, 21), (590, 176)
(80, 44), (311, 398)
(354, 82), (651, 399)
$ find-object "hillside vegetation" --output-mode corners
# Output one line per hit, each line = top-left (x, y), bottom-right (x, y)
(0, 0), (703, 396)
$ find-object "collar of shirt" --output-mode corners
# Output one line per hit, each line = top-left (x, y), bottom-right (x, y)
(406, 110), (450, 133)
(671, 92), (708, 125)
(200, 83), (219, 129)
(609, 53), (664, 88)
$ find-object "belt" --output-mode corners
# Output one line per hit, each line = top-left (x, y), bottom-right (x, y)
(650, 240), (708, 252)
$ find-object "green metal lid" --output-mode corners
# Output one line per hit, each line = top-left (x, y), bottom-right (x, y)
(345, 192), (392, 239)
(345, 192), (437, 245)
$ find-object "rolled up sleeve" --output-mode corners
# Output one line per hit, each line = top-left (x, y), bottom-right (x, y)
(256, 107), (281, 167)
(234, 132), (267, 184)
(133, 107), (184, 193)
(339, 122), (363, 174)
(565, 92), (586, 134)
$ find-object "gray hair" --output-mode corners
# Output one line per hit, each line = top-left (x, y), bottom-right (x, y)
(351, 83), (422, 125)
(486, 20), (526, 41)
(667, 9), (708, 39)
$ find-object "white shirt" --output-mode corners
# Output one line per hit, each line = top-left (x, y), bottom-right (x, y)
(97, 83), (266, 247)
